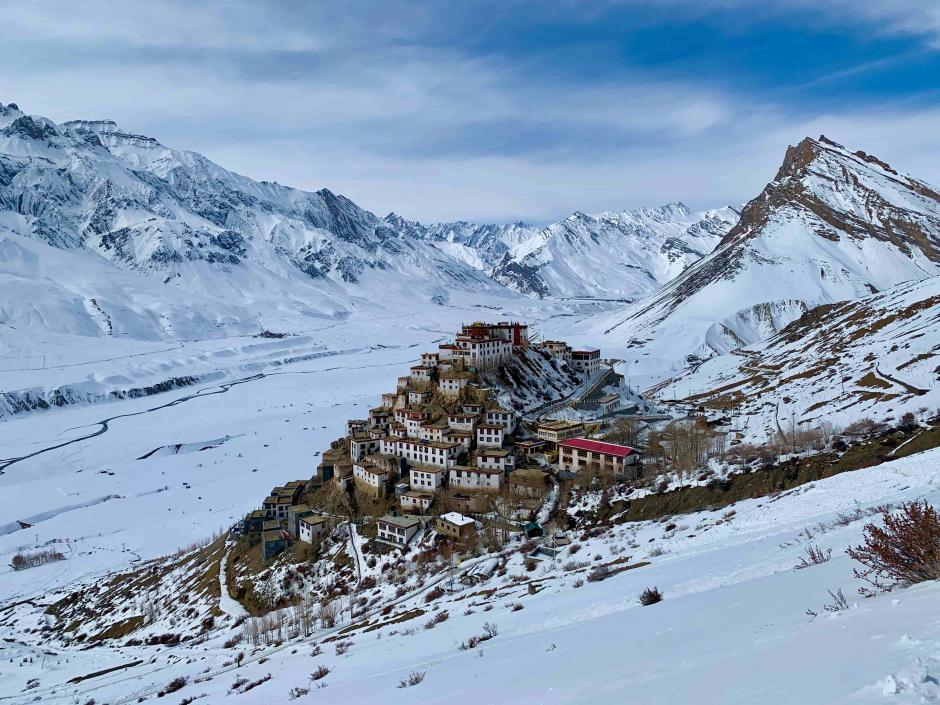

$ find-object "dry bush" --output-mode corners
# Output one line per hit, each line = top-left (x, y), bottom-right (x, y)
(794, 545), (832, 570)
(847, 501), (940, 593)
(310, 665), (330, 681)
(423, 610), (449, 630)
(586, 565), (611, 582)
(424, 586), (445, 603)
(158, 676), (187, 697)
(397, 671), (425, 688)
(458, 622), (498, 650)
(638, 587), (663, 606)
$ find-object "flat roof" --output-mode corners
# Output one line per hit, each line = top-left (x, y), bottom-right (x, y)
(378, 515), (422, 529)
(300, 515), (328, 525)
(559, 437), (638, 458)
(440, 512), (475, 527)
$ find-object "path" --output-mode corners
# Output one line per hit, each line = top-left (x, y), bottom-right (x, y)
(218, 546), (248, 619)
(875, 365), (928, 396)
(346, 522), (364, 587)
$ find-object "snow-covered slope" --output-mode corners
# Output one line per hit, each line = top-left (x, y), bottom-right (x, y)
(600, 136), (940, 384)
(664, 275), (940, 442)
(491, 203), (738, 299)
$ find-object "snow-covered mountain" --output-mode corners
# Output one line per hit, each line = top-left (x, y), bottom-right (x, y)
(0, 102), (527, 338)
(600, 136), (940, 383)
(491, 203), (738, 299)
(0, 100), (740, 340)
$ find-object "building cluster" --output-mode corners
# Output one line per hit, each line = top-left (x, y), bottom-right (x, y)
(236, 321), (644, 562)
(312, 322), (548, 547)
(237, 480), (334, 561)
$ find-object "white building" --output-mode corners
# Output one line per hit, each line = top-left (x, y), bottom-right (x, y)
(410, 465), (446, 491)
(571, 348), (601, 376)
(400, 491), (435, 513)
(350, 435), (381, 462)
(384, 438), (462, 469)
(448, 413), (478, 432)
(452, 336), (512, 371)
(485, 408), (516, 434)
(439, 373), (471, 397)
(377, 515), (422, 546)
(353, 461), (390, 495)
(448, 430), (473, 453)
(540, 340), (572, 362)
(408, 389), (433, 406)
(476, 423), (505, 449)
(410, 365), (434, 382)
(449, 466), (504, 491)
(476, 448), (515, 473)
(421, 352), (440, 368)
(418, 423), (449, 443)
(298, 515), (329, 544)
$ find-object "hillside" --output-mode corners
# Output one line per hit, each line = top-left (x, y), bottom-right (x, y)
(662, 275), (940, 442)
(599, 136), (940, 385)
(5, 445), (940, 704)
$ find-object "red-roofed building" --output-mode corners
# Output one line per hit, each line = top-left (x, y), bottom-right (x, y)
(558, 437), (642, 479)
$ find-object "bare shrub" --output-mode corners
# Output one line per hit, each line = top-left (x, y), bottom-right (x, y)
(639, 587), (663, 606)
(310, 665), (330, 681)
(334, 641), (352, 656)
(397, 671), (425, 688)
(158, 676), (187, 697)
(423, 611), (449, 630)
(794, 545), (832, 570)
(289, 686), (310, 699)
(847, 501), (940, 593)
(586, 565), (611, 583)
(10, 548), (65, 571)
(424, 586), (445, 603)
(320, 600), (340, 628)
(823, 588), (849, 613)
(458, 622), (498, 650)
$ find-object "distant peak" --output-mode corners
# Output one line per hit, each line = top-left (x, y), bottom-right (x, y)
(3, 114), (58, 141)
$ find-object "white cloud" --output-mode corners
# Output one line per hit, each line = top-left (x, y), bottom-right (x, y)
(0, 1), (938, 223)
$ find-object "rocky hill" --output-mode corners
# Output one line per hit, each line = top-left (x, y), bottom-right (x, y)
(599, 136), (940, 383)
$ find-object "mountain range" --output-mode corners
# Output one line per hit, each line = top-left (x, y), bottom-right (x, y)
(0, 101), (736, 340)
(2, 100), (939, 427)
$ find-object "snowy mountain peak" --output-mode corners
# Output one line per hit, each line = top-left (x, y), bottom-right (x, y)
(719, 135), (940, 263)
(602, 136), (940, 383)
(491, 203), (737, 299)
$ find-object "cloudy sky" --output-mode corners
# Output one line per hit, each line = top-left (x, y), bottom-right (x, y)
(2, 1), (939, 223)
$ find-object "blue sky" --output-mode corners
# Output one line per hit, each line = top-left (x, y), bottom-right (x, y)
(2, 0), (939, 223)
